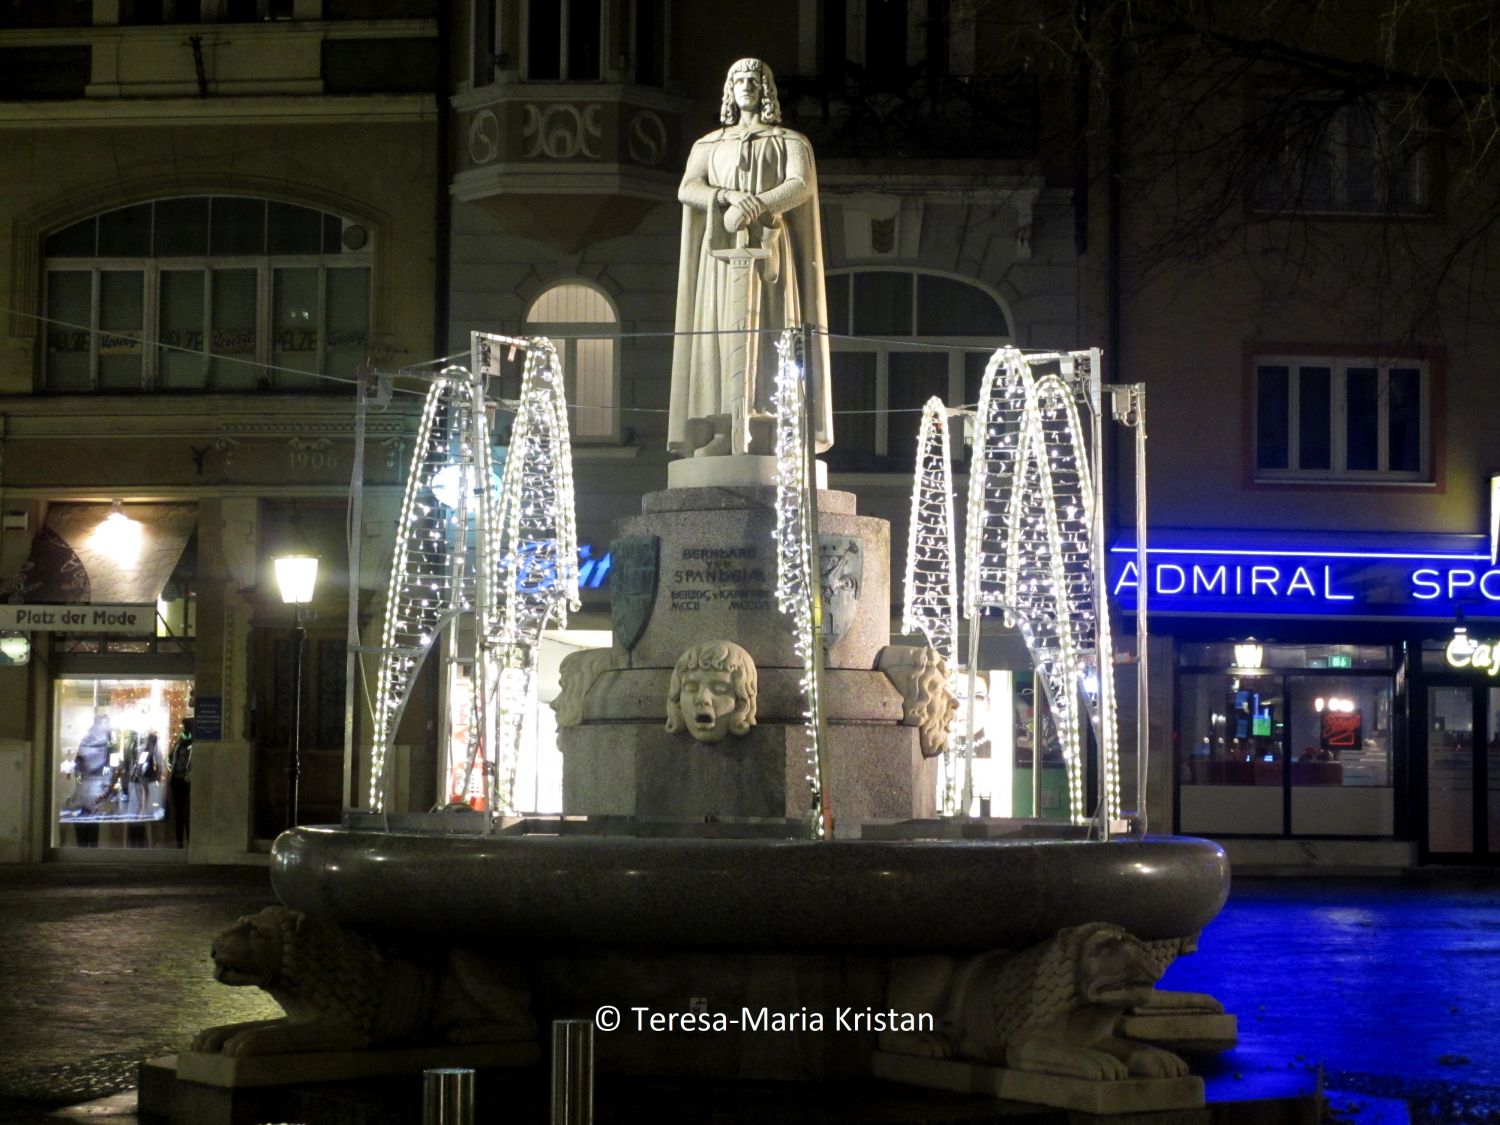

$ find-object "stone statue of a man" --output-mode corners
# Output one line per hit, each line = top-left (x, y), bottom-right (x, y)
(668, 57), (834, 458)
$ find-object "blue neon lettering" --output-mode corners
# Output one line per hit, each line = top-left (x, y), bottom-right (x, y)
(1155, 564), (1186, 595)
(1286, 567), (1316, 596)
(588, 551), (612, 589)
(1323, 566), (1355, 601)
(1251, 566), (1279, 596)
(1109, 546), (1498, 617)
(1192, 565), (1226, 594)
(1448, 570), (1477, 599)
(1412, 569), (1442, 599)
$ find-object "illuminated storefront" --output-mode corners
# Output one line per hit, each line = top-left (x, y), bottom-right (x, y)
(439, 629), (610, 815)
(53, 677), (193, 848)
(1113, 531), (1500, 862)
(1, 501), (196, 855)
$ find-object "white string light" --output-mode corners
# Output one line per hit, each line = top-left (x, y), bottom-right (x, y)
(368, 367), (487, 811)
(771, 329), (824, 833)
(964, 347), (1120, 826)
(366, 337), (579, 818)
(902, 397), (967, 813)
(484, 337), (580, 816)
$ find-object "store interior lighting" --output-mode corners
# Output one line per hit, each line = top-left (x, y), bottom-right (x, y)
(1233, 642), (1263, 670)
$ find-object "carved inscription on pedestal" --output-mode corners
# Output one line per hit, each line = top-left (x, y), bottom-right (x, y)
(668, 546), (771, 613)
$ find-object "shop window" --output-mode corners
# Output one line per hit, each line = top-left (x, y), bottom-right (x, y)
(1251, 93), (1430, 216)
(53, 677), (194, 850)
(1254, 355), (1429, 482)
(524, 282), (619, 442)
(825, 269), (1010, 472)
(42, 196), (373, 393)
(1177, 645), (1395, 838)
(984, 669), (1070, 820)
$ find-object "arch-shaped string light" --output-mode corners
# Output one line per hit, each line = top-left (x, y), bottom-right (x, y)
(367, 336), (578, 818)
(963, 348), (1120, 826)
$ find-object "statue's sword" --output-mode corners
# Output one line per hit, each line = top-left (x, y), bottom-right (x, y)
(711, 224), (772, 452)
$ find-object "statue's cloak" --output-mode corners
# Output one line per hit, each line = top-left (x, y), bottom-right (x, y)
(668, 124), (834, 456)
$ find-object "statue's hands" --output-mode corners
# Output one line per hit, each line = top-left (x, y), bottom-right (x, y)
(720, 190), (766, 231)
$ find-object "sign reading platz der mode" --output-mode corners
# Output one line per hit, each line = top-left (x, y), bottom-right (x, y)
(0, 604), (155, 634)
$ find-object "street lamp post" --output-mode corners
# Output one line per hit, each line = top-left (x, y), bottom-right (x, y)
(274, 554), (319, 831)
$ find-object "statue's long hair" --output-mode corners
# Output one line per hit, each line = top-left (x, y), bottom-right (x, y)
(720, 58), (782, 125)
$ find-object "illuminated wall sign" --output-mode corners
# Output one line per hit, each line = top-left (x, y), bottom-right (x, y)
(1110, 535), (1500, 619)
(1445, 633), (1500, 675)
(0, 604), (154, 633)
(511, 543), (613, 594)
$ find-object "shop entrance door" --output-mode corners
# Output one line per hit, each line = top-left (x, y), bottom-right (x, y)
(1423, 686), (1500, 862)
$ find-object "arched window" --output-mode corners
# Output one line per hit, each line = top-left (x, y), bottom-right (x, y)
(42, 196), (373, 393)
(524, 282), (618, 442)
(825, 269), (1011, 471)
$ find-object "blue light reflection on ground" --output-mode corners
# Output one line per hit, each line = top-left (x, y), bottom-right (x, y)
(1160, 877), (1500, 1122)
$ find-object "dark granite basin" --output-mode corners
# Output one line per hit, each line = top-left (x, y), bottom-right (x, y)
(272, 827), (1229, 952)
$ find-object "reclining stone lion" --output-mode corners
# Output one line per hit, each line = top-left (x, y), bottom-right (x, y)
(883, 922), (1192, 1081)
(190, 906), (535, 1057)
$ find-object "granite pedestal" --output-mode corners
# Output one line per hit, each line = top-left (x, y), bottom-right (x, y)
(561, 480), (935, 819)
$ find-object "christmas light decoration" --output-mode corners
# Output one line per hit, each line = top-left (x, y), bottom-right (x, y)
(904, 398), (959, 657)
(771, 329), (825, 834)
(366, 334), (578, 818)
(368, 366), (489, 811)
(483, 337), (580, 815)
(963, 348), (1120, 827)
(902, 397), (966, 814)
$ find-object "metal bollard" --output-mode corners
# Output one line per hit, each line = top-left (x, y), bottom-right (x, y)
(551, 1019), (595, 1125)
(423, 1066), (475, 1125)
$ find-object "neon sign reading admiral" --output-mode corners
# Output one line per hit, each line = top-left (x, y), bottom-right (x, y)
(1110, 539), (1500, 619)
(1113, 561), (1354, 601)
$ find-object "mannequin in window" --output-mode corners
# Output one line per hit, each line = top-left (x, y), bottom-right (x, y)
(168, 718), (193, 848)
(70, 712), (112, 847)
(668, 57), (833, 458)
(126, 731), (162, 847)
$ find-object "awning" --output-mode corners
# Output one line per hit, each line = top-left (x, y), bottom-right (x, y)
(1, 503), (195, 606)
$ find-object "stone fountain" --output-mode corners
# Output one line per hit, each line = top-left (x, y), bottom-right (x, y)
(162, 56), (1240, 1123)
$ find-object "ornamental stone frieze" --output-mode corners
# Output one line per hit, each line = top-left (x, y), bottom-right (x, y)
(450, 84), (692, 212)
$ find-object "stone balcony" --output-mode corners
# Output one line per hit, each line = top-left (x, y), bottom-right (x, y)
(449, 81), (692, 249)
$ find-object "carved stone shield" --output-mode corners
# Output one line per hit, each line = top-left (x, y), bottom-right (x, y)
(610, 535), (659, 651)
(819, 535), (864, 648)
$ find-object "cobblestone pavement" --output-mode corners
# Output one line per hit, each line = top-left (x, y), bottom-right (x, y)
(1, 864), (1498, 1124)
(0, 863), (279, 1124)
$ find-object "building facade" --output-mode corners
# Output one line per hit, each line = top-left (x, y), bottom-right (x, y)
(1083, 2), (1500, 866)
(0, 0), (442, 862)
